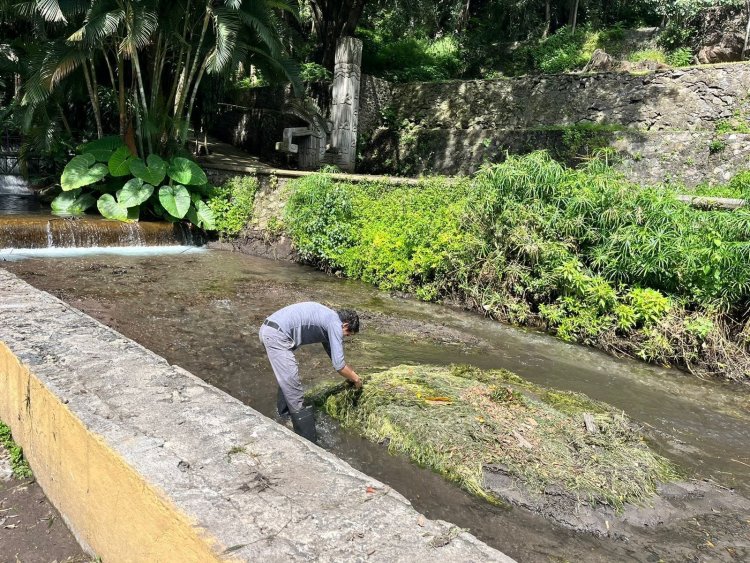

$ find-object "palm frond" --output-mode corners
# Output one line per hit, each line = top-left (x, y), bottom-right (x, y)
(205, 7), (239, 73)
(68, 0), (124, 45)
(35, 0), (67, 22)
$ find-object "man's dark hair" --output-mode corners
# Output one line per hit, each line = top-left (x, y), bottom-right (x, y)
(337, 309), (360, 333)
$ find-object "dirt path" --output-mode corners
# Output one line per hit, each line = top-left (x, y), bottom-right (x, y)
(0, 446), (91, 563)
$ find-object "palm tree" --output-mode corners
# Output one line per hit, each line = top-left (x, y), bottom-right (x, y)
(10, 0), (300, 157)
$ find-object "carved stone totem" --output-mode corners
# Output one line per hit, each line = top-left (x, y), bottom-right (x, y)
(323, 37), (363, 172)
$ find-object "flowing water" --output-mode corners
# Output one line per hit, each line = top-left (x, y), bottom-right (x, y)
(3, 249), (749, 562)
(0, 175), (40, 214)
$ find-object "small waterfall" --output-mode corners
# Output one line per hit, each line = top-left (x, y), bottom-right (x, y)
(0, 215), (204, 249)
(0, 175), (40, 214)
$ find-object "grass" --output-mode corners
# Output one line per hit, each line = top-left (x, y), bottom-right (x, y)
(0, 420), (32, 479)
(307, 364), (679, 510)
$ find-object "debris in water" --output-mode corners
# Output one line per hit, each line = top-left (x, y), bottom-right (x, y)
(306, 364), (679, 511)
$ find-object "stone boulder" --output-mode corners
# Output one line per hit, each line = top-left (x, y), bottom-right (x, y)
(694, 6), (747, 64)
(582, 49), (617, 72)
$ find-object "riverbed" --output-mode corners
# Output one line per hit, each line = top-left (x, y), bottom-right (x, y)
(4, 249), (749, 561)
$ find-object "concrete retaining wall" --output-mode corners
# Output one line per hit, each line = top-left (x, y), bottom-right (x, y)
(0, 269), (511, 562)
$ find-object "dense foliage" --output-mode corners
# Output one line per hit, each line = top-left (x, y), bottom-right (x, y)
(53, 137), (216, 226)
(2, 0), (298, 173)
(285, 153), (750, 379)
(206, 175), (258, 235)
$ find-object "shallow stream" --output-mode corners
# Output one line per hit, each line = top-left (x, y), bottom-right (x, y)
(4, 249), (749, 561)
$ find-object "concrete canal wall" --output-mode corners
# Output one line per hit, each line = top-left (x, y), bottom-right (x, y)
(0, 269), (511, 562)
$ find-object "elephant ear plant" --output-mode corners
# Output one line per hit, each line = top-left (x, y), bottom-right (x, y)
(52, 136), (216, 230)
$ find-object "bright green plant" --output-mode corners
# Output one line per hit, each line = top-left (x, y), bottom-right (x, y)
(709, 139), (727, 154)
(299, 62), (332, 83)
(282, 152), (750, 380)
(52, 137), (215, 229)
(627, 288), (671, 327)
(0, 421), (32, 479)
(207, 176), (258, 236)
(667, 47), (693, 67)
(628, 49), (667, 64)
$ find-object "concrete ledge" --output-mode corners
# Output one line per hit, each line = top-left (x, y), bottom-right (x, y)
(0, 269), (511, 562)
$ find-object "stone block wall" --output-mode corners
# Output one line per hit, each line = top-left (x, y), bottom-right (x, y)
(359, 64), (750, 186)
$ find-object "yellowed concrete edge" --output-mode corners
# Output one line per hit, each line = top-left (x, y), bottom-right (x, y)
(0, 341), (233, 563)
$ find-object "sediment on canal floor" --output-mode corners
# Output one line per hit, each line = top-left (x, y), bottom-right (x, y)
(0, 268), (511, 562)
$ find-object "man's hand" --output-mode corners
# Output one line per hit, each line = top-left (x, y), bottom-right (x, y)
(338, 364), (362, 389)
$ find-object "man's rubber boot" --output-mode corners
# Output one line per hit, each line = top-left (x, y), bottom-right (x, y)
(277, 387), (291, 420)
(290, 406), (317, 444)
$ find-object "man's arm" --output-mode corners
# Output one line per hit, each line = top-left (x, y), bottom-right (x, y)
(338, 364), (362, 389)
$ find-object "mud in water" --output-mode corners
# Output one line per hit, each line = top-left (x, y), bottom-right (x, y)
(3, 249), (750, 562)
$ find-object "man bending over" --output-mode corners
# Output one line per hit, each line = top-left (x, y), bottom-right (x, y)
(259, 302), (362, 443)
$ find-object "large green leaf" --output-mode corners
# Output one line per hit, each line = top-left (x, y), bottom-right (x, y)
(97, 193), (129, 221)
(108, 145), (134, 177)
(50, 189), (97, 215)
(158, 184), (191, 219)
(167, 157), (207, 186)
(80, 135), (124, 153)
(117, 178), (154, 208)
(129, 154), (167, 185)
(87, 149), (114, 163)
(187, 199), (216, 230)
(61, 154), (109, 191)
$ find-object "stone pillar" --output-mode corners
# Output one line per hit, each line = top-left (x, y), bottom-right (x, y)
(324, 37), (362, 172)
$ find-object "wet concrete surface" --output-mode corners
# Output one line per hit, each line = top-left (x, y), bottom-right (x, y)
(4, 249), (750, 562)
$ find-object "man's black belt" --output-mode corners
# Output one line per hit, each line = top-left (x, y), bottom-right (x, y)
(263, 319), (283, 332)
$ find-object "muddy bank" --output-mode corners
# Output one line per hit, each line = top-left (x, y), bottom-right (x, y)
(0, 446), (90, 563)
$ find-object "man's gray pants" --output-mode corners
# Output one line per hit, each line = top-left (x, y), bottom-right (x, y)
(259, 325), (304, 412)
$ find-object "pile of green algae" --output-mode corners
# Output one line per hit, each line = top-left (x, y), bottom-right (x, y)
(306, 364), (679, 511)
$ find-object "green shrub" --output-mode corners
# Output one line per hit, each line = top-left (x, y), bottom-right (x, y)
(51, 137), (215, 229)
(360, 31), (463, 82)
(527, 26), (625, 74)
(667, 47), (693, 67)
(709, 139), (727, 154)
(283, 152), (750, 379)
(0, 421), (32, 479)
(657, 22), (693, 51)
(285, 175), (470, 290)
(299, 62), (332, 83)
(627, 287), (671, 327)
(628, 49), (668, 64)
(207, 176), (258, 236)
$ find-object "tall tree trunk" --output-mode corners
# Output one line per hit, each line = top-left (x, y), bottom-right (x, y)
(183, 62), (207, 144)
(569, 0), (580, 33)
(543, 0), (551, 38)
(81, 61), (103, 138)
(457, 0), (471, 32)
(174, 8), (209, 138)
(312, 0), (367, 70)
(102, 48), (116, 91)
(117, 53), (127, 137)
(744, 0), (750, 58)
(132, 51), (153, 154)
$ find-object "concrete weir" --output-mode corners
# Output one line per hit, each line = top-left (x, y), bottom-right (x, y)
(0, 269), (512, 562)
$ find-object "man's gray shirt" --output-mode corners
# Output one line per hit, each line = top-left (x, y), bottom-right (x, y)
(267, 302), (346, 370)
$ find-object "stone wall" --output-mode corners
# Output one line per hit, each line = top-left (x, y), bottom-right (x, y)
(360, 64), (750, 186)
